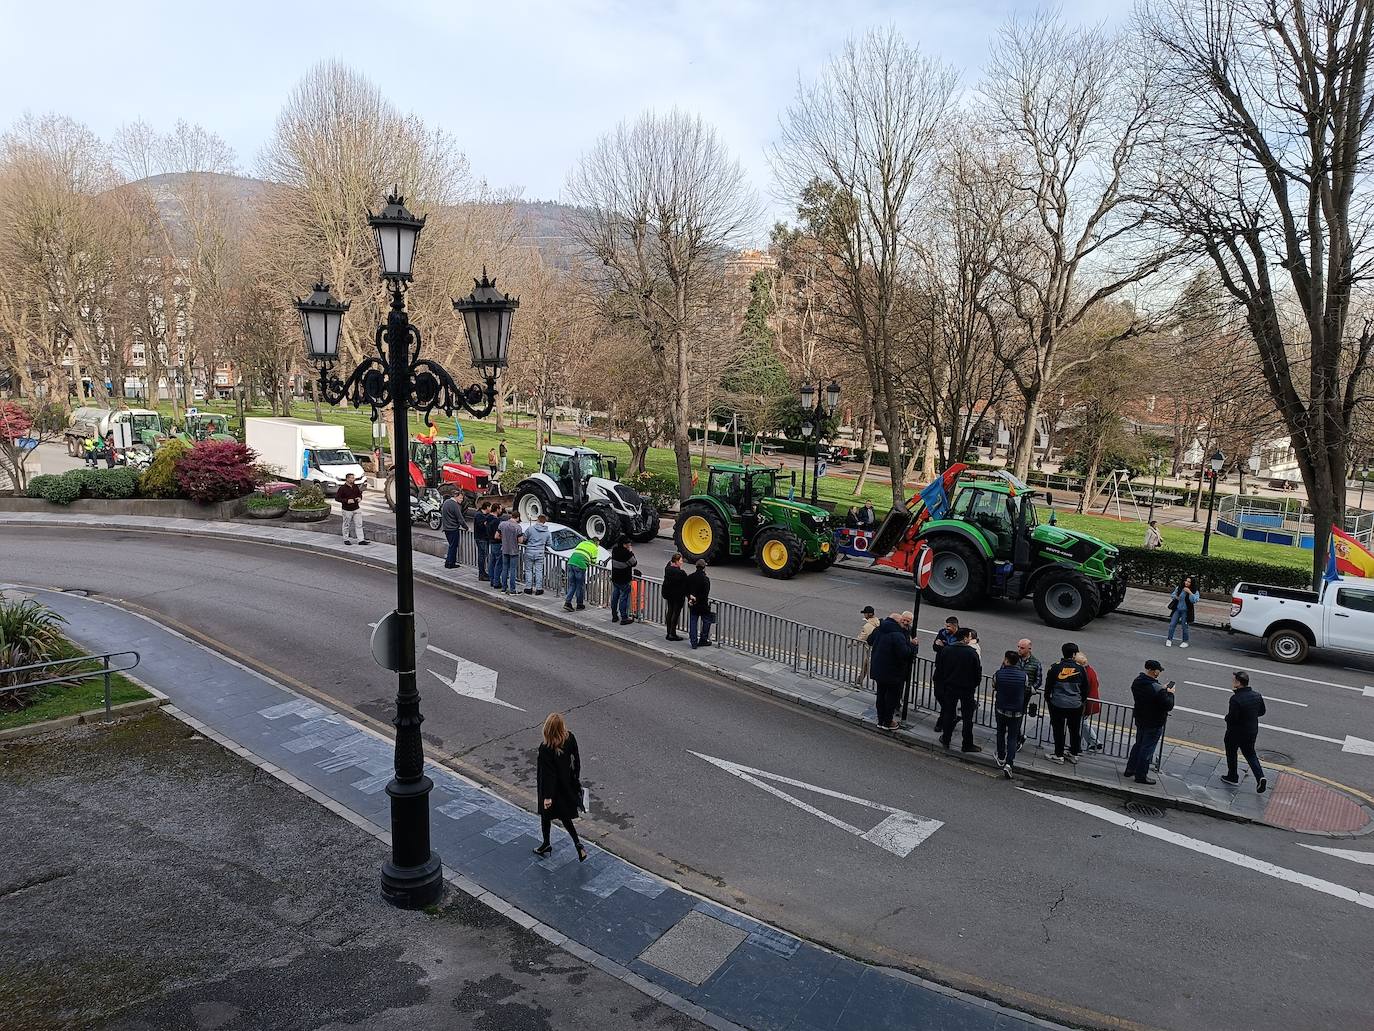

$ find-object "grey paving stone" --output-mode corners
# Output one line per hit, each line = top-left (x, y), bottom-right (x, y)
(639, 910), (749, 986)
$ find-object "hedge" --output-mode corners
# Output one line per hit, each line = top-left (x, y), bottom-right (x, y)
(26, 468), (137, 506)
(1115, 546), (1314, 596)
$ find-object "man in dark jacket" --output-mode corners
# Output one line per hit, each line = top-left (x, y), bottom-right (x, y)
(609, 540), (637, 625)
(993, 650), (1029, 777)
(473, 503), (492, 581)
(869, 611), (917, 730)
(934, 627), (982, 751)
(661, 553), (688, 642)
(1124, 659), (1174, 784)
(685, 560), (712, 648)
(439, 492), (469, 568)
(1221, 671), (1267, 792)
(1044, 642), (1087, 763)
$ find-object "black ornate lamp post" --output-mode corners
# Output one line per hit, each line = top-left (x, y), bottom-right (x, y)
(295, 191), (518, 909)
(1201, 450), (1224, 557)
(797, 380), (840, 505)
(1359, 463), (1370, 511)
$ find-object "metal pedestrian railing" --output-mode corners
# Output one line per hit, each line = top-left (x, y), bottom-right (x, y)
(440, 530), (1163, 771)
(0, 650), (141, 716)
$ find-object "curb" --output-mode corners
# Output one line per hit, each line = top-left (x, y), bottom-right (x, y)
(0, 696), (167, 742)
(4, 515), (1358, 833)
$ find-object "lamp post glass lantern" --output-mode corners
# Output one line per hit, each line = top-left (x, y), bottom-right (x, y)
(1202, 450), (1224, 557)
(798, 379), (840, 504)
(294, 192), (518, 911)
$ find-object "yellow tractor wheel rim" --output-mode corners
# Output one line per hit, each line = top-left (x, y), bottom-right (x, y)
(761, 540), (789, 569)
(682, 515), (713, 554)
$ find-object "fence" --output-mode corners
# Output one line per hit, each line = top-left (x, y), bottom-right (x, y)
(434, 528), (1163, 770)
(0, 650), (141, 715)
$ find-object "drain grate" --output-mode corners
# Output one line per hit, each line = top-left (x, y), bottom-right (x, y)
(1257, 750), (1293, 765)
(1125, 800), (1164, 819)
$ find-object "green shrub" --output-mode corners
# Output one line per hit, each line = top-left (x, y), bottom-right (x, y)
(25, 472), (82, 506)
(245, 492), (289, 511)
(289, 482), (328, 510)
(78, 468), (138, 499)
(625, 471), (679, 510)
(141, 439), (192, 498)
(0, 599), (69, 705)
(1116, 546), (1314, 596)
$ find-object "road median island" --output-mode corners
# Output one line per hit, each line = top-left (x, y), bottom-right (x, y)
(2, 510), (1366, 835)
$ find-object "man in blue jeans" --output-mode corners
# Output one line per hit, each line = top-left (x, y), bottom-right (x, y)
(1124, 659), (1175, 784)
(608, 540), (637, 625)
(473, 503), (491, 581)
(685, 559), (712, 648)
(497, 509), (523, 594)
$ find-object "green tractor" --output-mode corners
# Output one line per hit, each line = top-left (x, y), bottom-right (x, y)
(673, 462), (835, 579)
(869, 466), (1126, 630)
(179, 413), (236, 444)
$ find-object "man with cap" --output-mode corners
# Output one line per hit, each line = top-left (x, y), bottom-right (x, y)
(1124, 659), (1175, 784)
(854, 605), (881, 688)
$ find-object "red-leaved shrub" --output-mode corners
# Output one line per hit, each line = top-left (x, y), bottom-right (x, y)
(174, 441), (259, 503)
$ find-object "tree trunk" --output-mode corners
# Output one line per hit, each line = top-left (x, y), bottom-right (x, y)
(920, 424), (938, 482)
(1077, 446), (1103, 515)
(494, 370), (506, 433)
(1012, 387), (1042, 480)
(852, 410), (876, 496)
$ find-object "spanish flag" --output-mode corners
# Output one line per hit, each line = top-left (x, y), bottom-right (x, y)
(1331, 525), (1374, 579)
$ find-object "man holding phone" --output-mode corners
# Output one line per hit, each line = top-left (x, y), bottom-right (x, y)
(1125, 659), (1175, 784)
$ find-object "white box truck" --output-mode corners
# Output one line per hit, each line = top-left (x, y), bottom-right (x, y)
(246, 418), (367, 496)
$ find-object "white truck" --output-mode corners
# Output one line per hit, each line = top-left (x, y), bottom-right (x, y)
(1230, 577), (1374, 663)
(245, 417), (366, 496)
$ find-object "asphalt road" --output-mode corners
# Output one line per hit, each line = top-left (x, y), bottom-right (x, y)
(5, 525), (1372, 1031)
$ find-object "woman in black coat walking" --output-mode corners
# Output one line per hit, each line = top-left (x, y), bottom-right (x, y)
(534, 712), (588, 861)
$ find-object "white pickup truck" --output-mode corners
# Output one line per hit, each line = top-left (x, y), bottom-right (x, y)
(1230, 576), (1374, 663)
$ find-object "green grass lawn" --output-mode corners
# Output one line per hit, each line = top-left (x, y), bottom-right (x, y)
(0, 637), (152, 731)
(1050, 511), (1312, 569)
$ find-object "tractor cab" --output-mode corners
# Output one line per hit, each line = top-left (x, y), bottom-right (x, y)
(948, 481), (1040, 564)
(541, 447), (613, 506)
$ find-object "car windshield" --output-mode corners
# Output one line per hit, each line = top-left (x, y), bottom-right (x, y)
(550, 529), (583, 551)
(312, 448), (355, 467)
(129, 414), (162, 433)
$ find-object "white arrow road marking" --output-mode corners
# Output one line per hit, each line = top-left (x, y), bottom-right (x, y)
(688, 751), (942, 857)
(368, 622), (521, 711)
(1300, 844), (1374, 866)
(1171, 704), (1374, 754)
(1183, 681), (1308, 707)
(1188, 656), (1366, 694)
(1021, 789), (1374, 912)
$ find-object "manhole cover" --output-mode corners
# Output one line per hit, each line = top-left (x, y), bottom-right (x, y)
(1125, 801), (1164, 819)
(59, 588), (91, 596)
(1257, 750), (1293, 765)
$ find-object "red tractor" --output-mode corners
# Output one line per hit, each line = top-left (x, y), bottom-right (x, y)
(383, 437), (490, 512)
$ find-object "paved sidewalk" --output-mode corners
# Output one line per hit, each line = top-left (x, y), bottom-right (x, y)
(2, 512), (1363, 836)
(19, 583), (1058, 1031)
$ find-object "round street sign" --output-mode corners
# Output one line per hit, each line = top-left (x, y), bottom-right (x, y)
(915, 546), (934, 590)
(370, 611), (430, 672)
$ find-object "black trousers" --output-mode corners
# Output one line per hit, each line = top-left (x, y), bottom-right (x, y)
(540, 813), (581, 849)
(1050, 704), (1083, 756)
(1225, 733), (1265, 782)
(665, 601), (683, 636)
(875, 679), (902, 727)
(939, 691), (976, 747)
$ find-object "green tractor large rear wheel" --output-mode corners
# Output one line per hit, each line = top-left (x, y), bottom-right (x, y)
(674, 503), (728, 565)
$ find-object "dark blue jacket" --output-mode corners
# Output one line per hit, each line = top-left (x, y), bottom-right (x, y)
(473, 512), (491, 541)
(1131, 673), (1175, 729)
(934, 642), (982, 696)
(1225, 686), (1266, 739)
(869, 619), (916, 684)
(994, 666), (1029, 714)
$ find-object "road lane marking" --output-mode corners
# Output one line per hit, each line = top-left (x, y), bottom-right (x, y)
(1187, 656), (1364, 693)
(689, 751), (942, 857)
(1172, 705), (1374, 754)
(370, 621), (522, 710)
(1132, 630), (1167, 640)
(1299, 844), (1374, 866)
(1020, 789), (1374, 912)
(1183, 681), (1307, 707)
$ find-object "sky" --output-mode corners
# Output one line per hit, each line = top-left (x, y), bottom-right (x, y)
(0, 0), (1125, 224)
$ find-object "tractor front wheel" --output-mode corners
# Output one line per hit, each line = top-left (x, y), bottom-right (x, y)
(921, 537), (986, 609)
(1033, 570), (1102, 631)
(582, 503), (624, 546)
(631, 502), (661, 544)
(674, 504), (728, 565)
(754, 527), (805, 579)
(515, 482), (554, 524)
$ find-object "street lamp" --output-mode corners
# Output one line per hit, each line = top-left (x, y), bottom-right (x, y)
(1201, 449), (1224, 557)
(798, 379), (840, 504)
(1146, 451), (1163, 522)
(295, 191), (519, 910)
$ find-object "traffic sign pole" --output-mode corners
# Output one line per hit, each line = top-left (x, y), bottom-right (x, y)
(903, 545), (933, 722)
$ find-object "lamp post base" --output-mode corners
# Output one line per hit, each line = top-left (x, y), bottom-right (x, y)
(381, 852), (444, 909)
(380, 774), (444, 909)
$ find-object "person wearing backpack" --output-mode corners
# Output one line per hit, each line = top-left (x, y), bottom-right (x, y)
(1166, 575), (1199, 648)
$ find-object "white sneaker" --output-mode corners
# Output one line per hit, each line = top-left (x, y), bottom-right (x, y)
(1180, 642), (1189, 649)
(1165, 640), (1172, 647)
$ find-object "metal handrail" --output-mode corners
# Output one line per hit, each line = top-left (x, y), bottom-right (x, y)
(0, 650), (141, 715)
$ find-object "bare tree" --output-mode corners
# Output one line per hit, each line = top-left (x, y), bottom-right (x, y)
(772, 27), (958, 506)
(1142, 0), (1374, 584)
(565, 108), (757, 500)
(980, 12), (1171, 479)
